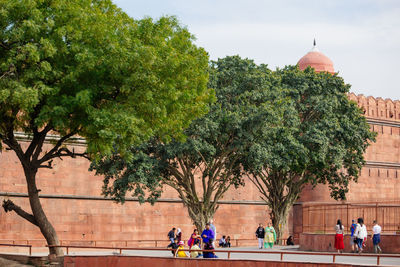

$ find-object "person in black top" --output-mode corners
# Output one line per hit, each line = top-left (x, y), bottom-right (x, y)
(255, 223), (265, 249)
(203, 239), (218, 258)
(226, 236), (231, 248)
(286, 236), (295, 245)
(167, 227), (176, 244)
(167, 238), (179, 256)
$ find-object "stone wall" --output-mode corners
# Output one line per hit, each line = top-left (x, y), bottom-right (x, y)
(0, 93), (399, 246)
(0, 141), (278, 244)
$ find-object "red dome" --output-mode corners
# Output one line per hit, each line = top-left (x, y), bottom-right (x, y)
(297, 46), (334, 74)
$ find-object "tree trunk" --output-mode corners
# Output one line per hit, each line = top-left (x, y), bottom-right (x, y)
(24, 167), (63, 256)
(186, 202), (216, 237)
(270, 206), (290, 242)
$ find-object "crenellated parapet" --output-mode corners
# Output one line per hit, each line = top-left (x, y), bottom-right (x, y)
(348, 92), (400, 121)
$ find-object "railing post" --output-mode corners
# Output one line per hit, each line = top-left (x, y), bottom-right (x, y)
(155, 241), (157, 247)
(66, 246), (69, 255)
(29, 246), (31, 256)
(377, 255), (380, 265)
(333, 254), (336, 263)
(280, 252), (283, 261)
(228, 252), (231, 259)
(119, 248), (122, 254)
(323, 206), (326, 234)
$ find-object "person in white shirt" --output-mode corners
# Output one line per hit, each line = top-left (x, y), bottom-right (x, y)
(210, 218), (217, 247)
(372, 220), (382, 253)
(354, 217), (367, 253)
(334, 219), (345, 253)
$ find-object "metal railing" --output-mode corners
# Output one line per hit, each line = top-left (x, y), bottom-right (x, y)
(302, 202), (400, 234)
(46, 244), (400, 266)
(0, 243), (32, 255)
(1, 238), (287, 248)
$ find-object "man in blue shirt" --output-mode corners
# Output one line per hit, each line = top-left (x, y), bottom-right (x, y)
(201, 223), (215, 244)
(350, 219), (357, 253)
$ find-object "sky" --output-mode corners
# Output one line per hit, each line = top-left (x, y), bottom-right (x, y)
(113, 0), (400, 100)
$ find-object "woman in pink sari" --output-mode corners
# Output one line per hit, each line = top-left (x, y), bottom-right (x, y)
(188, 229), (201, 248)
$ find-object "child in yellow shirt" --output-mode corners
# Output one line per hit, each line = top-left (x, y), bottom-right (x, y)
(175, 241), (188, 258)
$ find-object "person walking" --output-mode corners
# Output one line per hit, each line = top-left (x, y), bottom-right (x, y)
(372, 220), (382, 253)
(255, 223), (265, 249)
(176, 228), (182, 242)
(264, 222), (276, 248)
(167, 238), (179, 256)
(354, 217), (368, 253)
(334, 219), (345, 253)
(350, 219), (357, 252)
(167, 227), (176, 245)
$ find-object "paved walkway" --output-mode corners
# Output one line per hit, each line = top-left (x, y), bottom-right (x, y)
(57, 245), (400, 266)
(3, 245), (400, 266)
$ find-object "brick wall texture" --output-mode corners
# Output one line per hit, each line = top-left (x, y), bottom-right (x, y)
(0, 93), (399, 245)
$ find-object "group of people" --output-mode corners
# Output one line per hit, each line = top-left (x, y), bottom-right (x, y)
(167, 219), (228, 258)
(335, 218), (382, 253)
(255, 222), (278, 249)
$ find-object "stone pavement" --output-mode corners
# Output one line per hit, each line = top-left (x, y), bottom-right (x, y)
(52, 245), (400, 266)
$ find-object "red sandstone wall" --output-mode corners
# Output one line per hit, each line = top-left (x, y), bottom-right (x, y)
(0, 196), (270, 245)
(299, 94), (400, 204)
(1, 93), (399, 246)
(63, 255), (359, 267)
(0, 141), (277, 244)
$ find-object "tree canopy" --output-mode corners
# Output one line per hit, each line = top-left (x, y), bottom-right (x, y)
(243, 66), (376, 238)
(0, 0), (212, 157)
(91, 56), (283, 231)
(0, 0), (212, 256)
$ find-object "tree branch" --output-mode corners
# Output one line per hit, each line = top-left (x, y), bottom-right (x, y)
(38, 131), (78, 164)
(2, 200), (38, 226)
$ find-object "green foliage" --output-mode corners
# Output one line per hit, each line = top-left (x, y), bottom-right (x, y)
(91, 56), (282, 229)
(0, 0), (212, 156)
(0, 0), (212, 253)
(246, 66), (376, 199)
(243, 65), (376, 237)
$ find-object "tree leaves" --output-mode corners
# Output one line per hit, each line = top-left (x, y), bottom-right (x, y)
(0, 0), (212, 158)
(243, 65), (376, 237)
(92, 56), (281, 229)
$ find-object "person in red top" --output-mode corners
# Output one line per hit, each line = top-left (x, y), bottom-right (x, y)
(188, 229), (201, 248)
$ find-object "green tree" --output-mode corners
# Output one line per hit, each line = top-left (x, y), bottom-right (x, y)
(243, 66), (376, 239)
(0, 0), (211, 256)
(92, 56), (282, 231)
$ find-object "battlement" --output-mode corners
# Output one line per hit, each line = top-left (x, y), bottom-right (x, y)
(348, 92), (400, 121)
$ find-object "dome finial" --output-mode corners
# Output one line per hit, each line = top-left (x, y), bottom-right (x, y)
(311, 38), (319, 52)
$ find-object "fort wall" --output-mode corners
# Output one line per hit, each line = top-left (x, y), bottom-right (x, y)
(0, 93), (399, 245)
